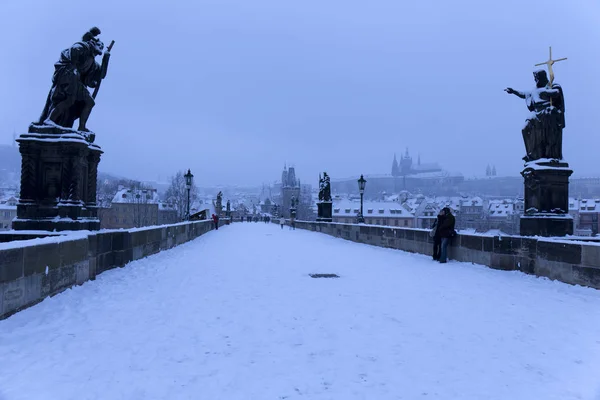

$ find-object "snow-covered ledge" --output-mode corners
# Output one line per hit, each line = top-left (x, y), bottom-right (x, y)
(0, 219), (224, 320)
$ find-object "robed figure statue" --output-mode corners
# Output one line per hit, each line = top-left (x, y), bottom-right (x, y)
(505, 69), (565, 162)
(35, 27), (111, 133)
(318, 172), (332, 202)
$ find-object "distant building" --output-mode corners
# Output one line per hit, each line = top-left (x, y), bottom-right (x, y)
(484, 199), (522, 235)
(158, 202), (178, 225)
(277, 165), (314, 220)
(0, 196), (17, 231)
(456, 197), (484, 230)
(333, 200), (414, 227)
(577, 199), (600, 235)
(101, 187), (177, 229)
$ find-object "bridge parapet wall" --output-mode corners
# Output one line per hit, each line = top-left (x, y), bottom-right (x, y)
(294, 221), (600, 290)
(0, 219), (221, 320)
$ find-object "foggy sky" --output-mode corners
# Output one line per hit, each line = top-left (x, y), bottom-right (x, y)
(1, 0), (599, 186)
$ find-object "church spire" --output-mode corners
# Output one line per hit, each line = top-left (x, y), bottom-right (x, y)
(392, 153), (399, 177)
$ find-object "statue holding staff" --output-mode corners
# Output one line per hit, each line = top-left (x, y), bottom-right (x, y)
(34, 27), (114, 136)
(505, 47), (566, 162)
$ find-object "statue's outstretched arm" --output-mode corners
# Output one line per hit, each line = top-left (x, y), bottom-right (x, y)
(505, 87), (526, 99)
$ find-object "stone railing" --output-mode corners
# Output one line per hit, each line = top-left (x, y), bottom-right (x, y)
(293, 221), (600, 290)
(0, 219), (224, 320)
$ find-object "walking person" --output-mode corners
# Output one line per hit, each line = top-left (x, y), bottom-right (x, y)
(280, 217), (285, 229)
(431, 210), (444, 261)
(436, 207), (456, 264)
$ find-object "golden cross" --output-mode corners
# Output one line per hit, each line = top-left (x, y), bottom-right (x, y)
(535, 46), (567, 86)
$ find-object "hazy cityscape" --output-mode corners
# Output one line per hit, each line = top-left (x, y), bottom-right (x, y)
(3, 141), (600, 235)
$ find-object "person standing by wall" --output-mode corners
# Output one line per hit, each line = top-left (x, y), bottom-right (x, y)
(212, 213), (219, 230)
(431, 210), (444, 261)
(436, 207), (455, 263)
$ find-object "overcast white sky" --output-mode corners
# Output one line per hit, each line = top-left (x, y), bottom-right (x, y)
(0, 0), (599, 186)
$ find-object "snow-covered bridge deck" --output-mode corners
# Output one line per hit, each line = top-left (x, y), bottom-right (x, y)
(1, 223), (600, 399)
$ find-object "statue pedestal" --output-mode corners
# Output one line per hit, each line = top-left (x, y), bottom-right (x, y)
(317, 202), (332, 222)
(520, 159), (573, 237)
(12, 128), (102, 232)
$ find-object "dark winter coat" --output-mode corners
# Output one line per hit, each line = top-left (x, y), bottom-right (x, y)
(433, 216), (442, 239)
(437, 213), (455, 238)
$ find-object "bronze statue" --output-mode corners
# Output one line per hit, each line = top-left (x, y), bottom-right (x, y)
(505, 68), (566, 162)
(34, 27), (113, 134)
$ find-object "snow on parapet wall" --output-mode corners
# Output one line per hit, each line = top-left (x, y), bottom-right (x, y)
(0, 231), (89, 251)
(0, 219), (220, 320)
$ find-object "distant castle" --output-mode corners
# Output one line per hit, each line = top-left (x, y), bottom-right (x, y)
(391, 148), (441, 177)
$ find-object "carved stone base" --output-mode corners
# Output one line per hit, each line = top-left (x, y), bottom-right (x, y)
(520, 159), (573, 237)
(13, 129), (102, 232)
(520, 215), (573, 237)
(317, 202), (333, 222)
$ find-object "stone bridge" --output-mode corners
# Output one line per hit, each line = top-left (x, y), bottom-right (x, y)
(1, 222), (600, 399)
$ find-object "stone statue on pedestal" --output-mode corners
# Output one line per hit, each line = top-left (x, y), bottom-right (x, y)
(504, 47), (573, 237)
(317, 172), (333, 222)
(13, 28), (113, 232)
(215, 192), (223, 217)
(32, 27), (113, 141)
(318, 172), (332, 202)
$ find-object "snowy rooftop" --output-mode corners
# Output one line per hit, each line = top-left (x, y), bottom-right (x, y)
(488, 201), (515, 217)
(112, 188), (160, 204)
(576, 199), (600, 213)
(333, 200), (414, 217)
(460, 196), (483, 207)
(158, 202), (177, 211)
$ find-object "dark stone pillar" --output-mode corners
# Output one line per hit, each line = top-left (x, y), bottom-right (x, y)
(317, 202), (333, 222)
(520, 160), (573, 237)
(86, 150), (101, 207)
(18, 142), (39, 203)
(13, 128), (103, 232)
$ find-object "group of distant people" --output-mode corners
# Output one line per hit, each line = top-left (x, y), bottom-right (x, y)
(430, 207), (456, 264)
(238, 215), (274, 223)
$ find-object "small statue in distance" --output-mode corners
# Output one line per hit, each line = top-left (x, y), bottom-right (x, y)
(34, 27), (112, 136)
(318, 172), (332, 202)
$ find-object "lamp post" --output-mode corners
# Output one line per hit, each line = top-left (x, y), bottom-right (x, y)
(357, 174), (366, 223)
(184, 169), (194, 220)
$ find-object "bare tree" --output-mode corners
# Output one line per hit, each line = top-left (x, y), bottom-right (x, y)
(165, 170), (198, 220)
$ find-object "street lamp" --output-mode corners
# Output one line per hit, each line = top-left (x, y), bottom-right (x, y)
(357, 174), (366, 223)
(184, 169), (194, 221)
